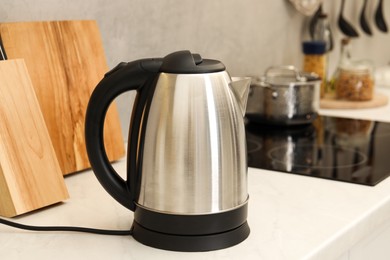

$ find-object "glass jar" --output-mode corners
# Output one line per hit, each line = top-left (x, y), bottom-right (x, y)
(328, 38), (351, 95)
(302, 41), (327, 98)
(331, 38), (375, 101)
(334, 63), (374, 101)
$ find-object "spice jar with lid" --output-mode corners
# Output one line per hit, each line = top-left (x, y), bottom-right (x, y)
(334, 63), (374, 101)
(302, 41), (327, 98)
(332, 38), (374, 101)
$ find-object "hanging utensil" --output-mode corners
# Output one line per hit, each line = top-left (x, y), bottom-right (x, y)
(312, 12), (334, 52)
(338, 0), (359, 37)
(288, 0), (323, 16)
(309, 4), (323, 38)
(360, 0), (373, 35)
(375, 0), (388, 33)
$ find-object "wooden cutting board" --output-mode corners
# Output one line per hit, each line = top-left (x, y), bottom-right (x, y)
(0, 20), (125, 175)
(0, 59), (69, 217)
(320, 93), (389, 109)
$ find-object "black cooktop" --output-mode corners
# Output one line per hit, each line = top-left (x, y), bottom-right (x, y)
(246, 115), (390, 186)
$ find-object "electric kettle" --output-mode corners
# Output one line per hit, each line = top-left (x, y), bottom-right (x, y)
(85, 50), (251, 251)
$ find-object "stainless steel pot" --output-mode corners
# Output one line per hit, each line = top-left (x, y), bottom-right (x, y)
(246, 66), (321, 125)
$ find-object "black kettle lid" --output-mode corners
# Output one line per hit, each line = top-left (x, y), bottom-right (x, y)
(159, 50), (225, 74)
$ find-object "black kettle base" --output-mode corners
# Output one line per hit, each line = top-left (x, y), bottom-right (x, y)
(132, 220), (250, 252)
(131, 202), (250, 251)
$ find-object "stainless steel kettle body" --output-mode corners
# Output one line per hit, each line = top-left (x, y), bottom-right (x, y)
(85, 51), (250, 251)
(140, 72), (248, 214)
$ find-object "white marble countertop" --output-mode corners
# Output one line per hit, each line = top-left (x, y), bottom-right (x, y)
(1, 88), (390, 260)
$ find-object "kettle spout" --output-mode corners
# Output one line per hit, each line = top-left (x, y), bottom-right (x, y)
(230, 77), (251, 116)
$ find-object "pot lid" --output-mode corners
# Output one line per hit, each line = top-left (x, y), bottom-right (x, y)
(262, 66), (320, 85)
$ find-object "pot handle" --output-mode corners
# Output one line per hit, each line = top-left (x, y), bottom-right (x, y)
(259, 82), (279, 99)
(264, 65), (306, 82)
(85, 59), (162, 211)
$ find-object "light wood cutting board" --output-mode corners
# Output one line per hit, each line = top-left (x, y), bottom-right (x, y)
(320, 93), (389, 109)
(0, 20), (125, 175)
(0, 59), (69, 217)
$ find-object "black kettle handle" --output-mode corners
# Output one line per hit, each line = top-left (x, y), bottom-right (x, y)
(85, 59), (162, 211)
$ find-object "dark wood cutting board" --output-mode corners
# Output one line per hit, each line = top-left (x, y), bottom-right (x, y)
(0, 20), (125, 175)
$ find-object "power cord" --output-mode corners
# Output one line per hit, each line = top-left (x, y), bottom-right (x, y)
(0, 217), (133, 236)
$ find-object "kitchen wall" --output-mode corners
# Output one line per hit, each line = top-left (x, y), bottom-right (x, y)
(1, 0), (390, 138)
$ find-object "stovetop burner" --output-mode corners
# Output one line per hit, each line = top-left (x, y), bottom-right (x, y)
(246, 116), (390, 186)
(268, 144), (368, 169)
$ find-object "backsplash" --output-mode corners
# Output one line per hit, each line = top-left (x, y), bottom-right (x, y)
(1, 0), (389, 139)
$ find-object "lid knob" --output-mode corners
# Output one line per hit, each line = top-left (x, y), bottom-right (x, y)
(159, 50), (225, 74)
